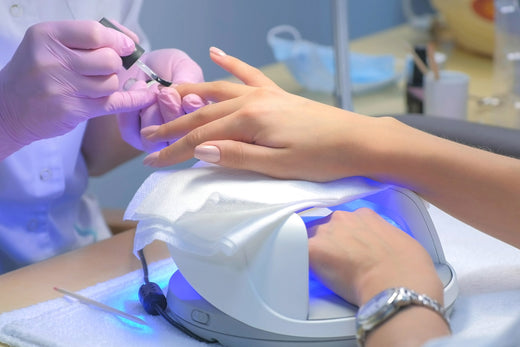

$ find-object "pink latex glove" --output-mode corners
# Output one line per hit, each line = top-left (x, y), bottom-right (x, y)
(0, 20), (155, 154)
(117, 48), (206, 152)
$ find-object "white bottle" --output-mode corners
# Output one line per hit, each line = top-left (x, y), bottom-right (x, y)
(492, 0), (520, 128)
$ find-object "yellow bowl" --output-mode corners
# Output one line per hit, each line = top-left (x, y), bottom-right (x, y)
(431, 0), (495, 56)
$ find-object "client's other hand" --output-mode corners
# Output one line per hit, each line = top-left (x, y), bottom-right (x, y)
(306, 208), (443, 307)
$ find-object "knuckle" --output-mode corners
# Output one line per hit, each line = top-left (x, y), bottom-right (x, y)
(155, 124), (170, 140)
(191, 107), (211, 124)
(226, 142), (247, 168)
(240, 103), (260, 119)
(90, 24), (106, 45)
(356, 207), (375, 216)
(254, 86), (281, 98)
(184, 127), (204, 148)
(26, 22), (49, 38)
(156, 123), (179, 141)
(240, 88), (279, 117)
(330, 210), (356, 224)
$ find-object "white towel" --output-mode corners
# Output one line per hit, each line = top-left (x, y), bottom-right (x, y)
(125, 164), (390, 257)
(0, 259), (210, 347)
(426, 206), (520, 346)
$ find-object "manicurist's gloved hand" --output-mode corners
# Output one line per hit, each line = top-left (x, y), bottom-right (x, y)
(0, 20), (156, 159)
(117, 48), (206, 152)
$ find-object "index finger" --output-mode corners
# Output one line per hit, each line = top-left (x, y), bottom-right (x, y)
(48, 20), (135, 56)
(175, 81), (256, 103)
(208, 47), (278, 88)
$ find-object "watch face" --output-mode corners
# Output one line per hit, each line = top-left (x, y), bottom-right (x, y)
(357, 289), (394, 321)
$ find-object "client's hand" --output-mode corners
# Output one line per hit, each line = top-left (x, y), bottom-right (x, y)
(118, 48), (206, 152)
(307, 208), (443, 307)
(140, 47), (399, 181)
(308, 208), (450, 346)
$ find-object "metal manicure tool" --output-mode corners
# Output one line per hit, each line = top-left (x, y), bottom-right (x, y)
(54, 286), (147, 325)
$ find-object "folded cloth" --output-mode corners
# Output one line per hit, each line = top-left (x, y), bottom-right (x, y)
(125, 164), (390, 257)
(0, 259), (208, 347)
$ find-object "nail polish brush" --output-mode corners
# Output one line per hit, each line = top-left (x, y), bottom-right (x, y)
(99, 17), (172, 87)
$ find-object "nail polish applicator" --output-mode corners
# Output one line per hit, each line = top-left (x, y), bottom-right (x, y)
(99, 17), (172, 87)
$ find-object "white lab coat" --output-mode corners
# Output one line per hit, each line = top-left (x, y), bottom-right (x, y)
(0, 0), (149, 274)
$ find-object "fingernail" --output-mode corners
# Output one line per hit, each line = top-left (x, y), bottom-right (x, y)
(158, 83), (178, 91)
(143, 151), (159, 166)
(140, 125), (160, 139)
(194, 145), (220, 163)
(123, 78), (137, 91)
(182, 94), (206, 113)
(209, 46), (226, 57)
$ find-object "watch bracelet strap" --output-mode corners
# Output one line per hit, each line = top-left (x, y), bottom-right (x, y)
(408, 289), (450, 325)
(356, 287), (450, 346)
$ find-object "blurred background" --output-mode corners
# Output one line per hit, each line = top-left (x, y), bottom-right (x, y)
(138, 0), (432, 81)
(87, 0), (437, 210)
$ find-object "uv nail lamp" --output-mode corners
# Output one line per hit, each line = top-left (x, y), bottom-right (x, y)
(165, 186), (458, 346)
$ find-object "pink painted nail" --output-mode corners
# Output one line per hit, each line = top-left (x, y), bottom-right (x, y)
(209, 46), (226, 57)
(194, 145), (220, 163)
(140, 125), (160, 138)
(143, 152), (159, 166)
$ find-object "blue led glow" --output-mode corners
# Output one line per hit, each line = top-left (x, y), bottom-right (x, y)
(328, 199), (404, 230)
(165, 199), (417, 319)
(301, 198), (414, 238)
(101, 265), (173, 333)
(170, 270), (205, 301)
(303, 198), (415, 301)
(308, 271), (336, 297)
(103, 291), (152, 332)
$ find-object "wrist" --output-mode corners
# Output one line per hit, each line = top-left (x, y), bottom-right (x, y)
(356, 287), (450, 346)
(358, 280), (444, 309)
(356, 261), (444, 307)
(346, 116), (407, 180)
(363, 302), (451, 347)
(366, 117), (451, 194)
(363, 117), (423, 185)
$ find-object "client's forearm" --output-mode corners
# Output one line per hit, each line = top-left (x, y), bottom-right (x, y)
(369, 118), (520, 248)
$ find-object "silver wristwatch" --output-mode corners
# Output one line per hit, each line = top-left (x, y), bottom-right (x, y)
(355, 287), (449, 346)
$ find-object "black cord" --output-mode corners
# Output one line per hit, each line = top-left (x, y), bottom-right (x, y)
(137, 249), (149, 284)
(137, 248), (218, 344)
(153, 303), (218, 343)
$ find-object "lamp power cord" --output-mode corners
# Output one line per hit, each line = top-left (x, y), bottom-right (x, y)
(137, 249), (218, 344)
